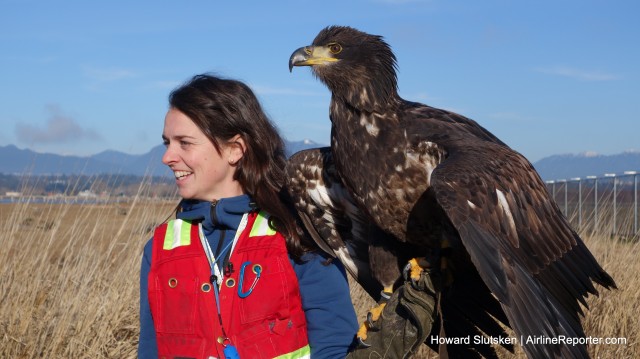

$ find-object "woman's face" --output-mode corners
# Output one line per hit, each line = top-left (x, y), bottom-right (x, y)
(162, 108), (244, 201)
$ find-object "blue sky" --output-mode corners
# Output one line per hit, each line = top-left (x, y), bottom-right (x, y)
(1, 0), (638, 163)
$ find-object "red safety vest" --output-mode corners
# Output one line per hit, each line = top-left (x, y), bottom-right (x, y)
(148, 211), (310, 359)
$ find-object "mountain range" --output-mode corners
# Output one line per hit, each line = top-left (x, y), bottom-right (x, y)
(0, 140), (325, 178)
(532, 151), (640, 180)
(1, 143), (639, 181)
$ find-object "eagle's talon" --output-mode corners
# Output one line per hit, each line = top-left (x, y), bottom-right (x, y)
(361, 292), (390, 336)
(406, 258), (427, 282)
(356, 323), (371, 347)
(366, 312), (374, 326)
(402, 261), (412, 281)
(366, 301), (386, 325)
(365, 312), (381, 331)
(356, 336), (371, 348)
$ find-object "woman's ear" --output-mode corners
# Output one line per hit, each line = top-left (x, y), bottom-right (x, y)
(227, 134), (246, 165)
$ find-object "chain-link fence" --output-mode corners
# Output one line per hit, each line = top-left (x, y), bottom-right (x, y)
(545, 171), (639, 238)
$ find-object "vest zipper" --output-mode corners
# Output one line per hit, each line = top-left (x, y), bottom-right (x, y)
(210, 199), (229, 274)
(210, 199), (219, 226)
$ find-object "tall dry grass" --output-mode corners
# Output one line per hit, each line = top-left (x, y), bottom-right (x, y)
(0, 184), (177, 358)
(0, 189), (637, 357)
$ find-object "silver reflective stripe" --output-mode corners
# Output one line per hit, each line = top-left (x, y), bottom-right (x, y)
(163, 219), (191, 250)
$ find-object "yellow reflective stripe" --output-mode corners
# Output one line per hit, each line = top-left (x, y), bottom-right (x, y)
(163, 221), (176, 250)
(249, 211), (276, 237)
(162, 219), (192, 250)
(180, 220), (191, 246)
(273, 345), (310, 359)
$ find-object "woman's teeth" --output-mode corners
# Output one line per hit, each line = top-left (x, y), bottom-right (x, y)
(174, 171), (192, 179)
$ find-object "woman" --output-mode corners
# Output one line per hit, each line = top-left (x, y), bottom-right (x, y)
(138, 74), (358, 359)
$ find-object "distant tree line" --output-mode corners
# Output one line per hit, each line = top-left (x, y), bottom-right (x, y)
(0, 173), (177, 198)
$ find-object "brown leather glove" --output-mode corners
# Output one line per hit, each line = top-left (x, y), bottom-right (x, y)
(346, 269), (439, 359)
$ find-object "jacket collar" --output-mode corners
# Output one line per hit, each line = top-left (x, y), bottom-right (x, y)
(177, 194), (253, 234)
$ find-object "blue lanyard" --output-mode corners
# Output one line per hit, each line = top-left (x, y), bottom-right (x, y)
(199, 214), (247, 288)
(198, 220), (245, 358)
(207, 240), (233, 316)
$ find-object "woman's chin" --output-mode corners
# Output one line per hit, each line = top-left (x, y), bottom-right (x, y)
(179, 191), (211, 202)
(178, 190), (195, 200)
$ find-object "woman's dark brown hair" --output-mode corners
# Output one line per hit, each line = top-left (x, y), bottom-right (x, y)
(168, 74), (310, 259)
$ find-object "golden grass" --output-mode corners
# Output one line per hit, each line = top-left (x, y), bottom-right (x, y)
(0, 198), (176, 358)
(0, 197), (637, 358)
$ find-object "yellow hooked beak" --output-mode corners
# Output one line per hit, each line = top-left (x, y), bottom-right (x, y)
(289, 45), (339, 72)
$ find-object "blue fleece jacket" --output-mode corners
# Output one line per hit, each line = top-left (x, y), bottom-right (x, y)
(139, 195), (358, 358)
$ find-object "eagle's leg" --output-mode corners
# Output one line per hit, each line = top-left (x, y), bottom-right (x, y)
(357, 235), (401, 346)
(356, 287), (394, 345)
(403, 239), (452, 287)
(404, 257), (431, 284)
(366, 288), (393, 323)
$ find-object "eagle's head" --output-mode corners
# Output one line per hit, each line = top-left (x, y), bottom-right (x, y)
(289, 26), (398, 112)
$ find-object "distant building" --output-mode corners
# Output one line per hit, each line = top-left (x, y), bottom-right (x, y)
(5, 191), (21, 197)
(78, 190), (97, 198)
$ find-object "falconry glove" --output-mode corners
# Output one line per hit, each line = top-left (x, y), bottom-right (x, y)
(347, 269), (439, 359)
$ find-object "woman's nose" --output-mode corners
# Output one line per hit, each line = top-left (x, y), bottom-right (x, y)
(162, 145), (176, 166)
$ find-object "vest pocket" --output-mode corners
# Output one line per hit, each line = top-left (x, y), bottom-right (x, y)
(236, 325), (308, 359)
(157, 335), (206, 358)
(238, 256), (289, 324)
(152, 274), (199, 334)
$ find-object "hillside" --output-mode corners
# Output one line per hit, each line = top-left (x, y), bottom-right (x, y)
(532, 151), (640, 180)
(0, 139), (324, 177)
(2, 144), (638, 181)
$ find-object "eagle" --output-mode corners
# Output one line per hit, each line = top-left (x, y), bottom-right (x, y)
(287, 25), (616, 359)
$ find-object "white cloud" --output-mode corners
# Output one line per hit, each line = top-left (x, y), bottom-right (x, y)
(15, 105), (102, 144)
(581, 151), (600, 157)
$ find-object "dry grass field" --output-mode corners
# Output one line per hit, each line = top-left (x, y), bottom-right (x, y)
(0, 196), (637, 358)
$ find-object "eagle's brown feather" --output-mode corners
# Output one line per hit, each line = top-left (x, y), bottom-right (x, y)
(288, 25), (615, 359)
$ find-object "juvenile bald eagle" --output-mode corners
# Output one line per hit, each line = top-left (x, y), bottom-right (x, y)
(287, 26), (615, 359)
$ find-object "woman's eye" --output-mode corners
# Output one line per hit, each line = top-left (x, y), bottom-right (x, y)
(329, 43), (342, 54)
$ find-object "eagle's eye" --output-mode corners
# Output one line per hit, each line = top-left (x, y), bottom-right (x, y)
(328, 43), (342, 54)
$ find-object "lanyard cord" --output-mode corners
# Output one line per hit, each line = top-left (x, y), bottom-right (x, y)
(212, 243), (231, 337)
(198, 213), (249, 337)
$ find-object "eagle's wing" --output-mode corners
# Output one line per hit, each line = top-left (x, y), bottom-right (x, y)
(286, 147), (383, 300)
(430, 138), (615, 359)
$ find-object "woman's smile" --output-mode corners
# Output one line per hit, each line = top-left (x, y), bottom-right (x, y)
(173, 170), (193, 181)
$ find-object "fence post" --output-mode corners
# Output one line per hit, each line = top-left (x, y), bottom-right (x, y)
(546, 172), (640, 238)
(572, 177), (582, 230)
(563, 179), (568, 216)
(587, 176), (598, 233)
(605, 173), (617, 235)
(545, 180), (555, 202)
(633, 172), (638, 235)
(556, 179), (567, 216)
(625, 171), (638, 236)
